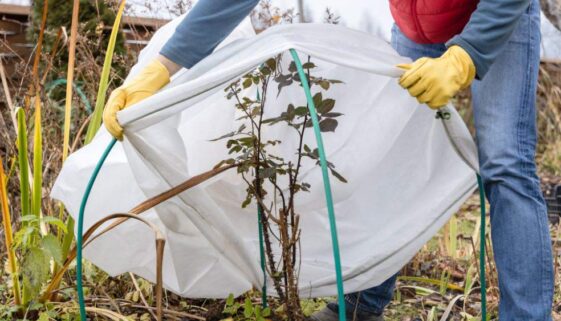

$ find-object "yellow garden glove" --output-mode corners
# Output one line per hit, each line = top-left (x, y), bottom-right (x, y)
(103, 59), (170, 140)
(397, 45), (476, 109)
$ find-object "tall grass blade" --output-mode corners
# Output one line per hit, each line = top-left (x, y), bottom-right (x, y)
(16, 107), (31, 305)
(62, 0), (80, 161)
(31, 0), (48, 237)
(84, 0), (127, 144)
(398, 276), (463, 291)
(16, 108), (30, 219)
(0, 155), (21, 305)
(448, 215), (457, 258)
(31, 98), (42, 219)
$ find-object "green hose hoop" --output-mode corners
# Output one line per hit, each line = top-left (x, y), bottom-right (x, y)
(76, 138), (117, 320)
(258, 206), (268, 308)
(255, 88), (268, 308)
(46, 79), (93, 114)
(289, 49), (347, 321)
(477, 174), (487, 320)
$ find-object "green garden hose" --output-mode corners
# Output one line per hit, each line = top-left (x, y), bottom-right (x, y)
(290, 49), (347, 321)
(75, 51), (488, 321)
(256, 89), (268, 308)
(76, 138), (117, 320)
(46, 79), (93, 114)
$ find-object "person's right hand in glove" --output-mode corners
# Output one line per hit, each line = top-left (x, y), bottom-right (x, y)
(103, 56), (180, 140)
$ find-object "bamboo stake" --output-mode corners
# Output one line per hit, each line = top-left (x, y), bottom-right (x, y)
(0, 57), (16, 129)
(59, 0), (80, 291)
(0, 155), (21, 305)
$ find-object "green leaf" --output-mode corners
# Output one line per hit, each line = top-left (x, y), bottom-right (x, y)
(330, 167), (348, 183)
(294, 106), (308, 117)
(323, 112), (343, 118)
(266, 58), (276, 70)
(317, 99), (335, 114)
(31, 101), (42, 219)
(21, 214), (39, 223)
(288, 61), (297, 72)
(84, 1), (127, 143)
(41, 234), (63, 265)
(42, 216), (68, 233)
(319, 118), (338, 132)
(210, 131), (236, 142)
(255, 306), (262, 319)
(16, 108), (31, 221)
(302, 62), (316, 69)
(243, 78), (253, 89)
(14, 226), (37, 248)
(22, 247), (50, 299)
(226, 293), (234, 306)
(262, 307), (271, 317)
(38, 312), (50, 321)
(319, 80), (330, 90)
(312, 92), (323, 108)
(243, 297), (254, 318)
(239, 136), (256, 146)
(241, 197), (252, 208)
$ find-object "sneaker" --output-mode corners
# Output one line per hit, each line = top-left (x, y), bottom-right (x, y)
(308, 306), (384, 321)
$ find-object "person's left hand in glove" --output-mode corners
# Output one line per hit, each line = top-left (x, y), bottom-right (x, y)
(397, 45), (476, 109)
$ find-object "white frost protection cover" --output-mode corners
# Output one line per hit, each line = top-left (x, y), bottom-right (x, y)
(52, 21), (478, 298)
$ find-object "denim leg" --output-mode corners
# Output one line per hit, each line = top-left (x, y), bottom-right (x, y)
(471, 1), (553, 320)
(327, 274), (398, 317)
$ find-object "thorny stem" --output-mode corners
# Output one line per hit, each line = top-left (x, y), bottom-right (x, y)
(252, 75), (287, 302)
(286, 58), (312, 280)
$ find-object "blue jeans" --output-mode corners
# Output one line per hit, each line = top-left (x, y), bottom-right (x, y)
(331, 0), (554, 319)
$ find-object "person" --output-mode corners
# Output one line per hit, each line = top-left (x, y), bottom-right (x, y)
(103, 0), (554, 320)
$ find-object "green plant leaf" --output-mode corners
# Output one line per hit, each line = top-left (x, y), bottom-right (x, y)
(312, 92), (322, 108)
(31, 100), (42, 219)
(329, 168), (348, 183)
(266, 58), (276, 70)
(323, 112), (343, 118)
(288, 61), (297, 72)
(210, 131), (236, 142)
(16, 108), (31, 220)
(38, 312), (50, 321)
(317, 99), (335, 114)
(22, 247), (49, 299)
(262, 307), (271, 317)
(226, 293), (234, 306)
(243, 78), (253, 89)
(243, 297), (254, 318)
(21, 214), (39, 223)
(84, 0), (127, 144)
(41, 234), (63, 265)
(294, 106), (308, 117)
(319, 118), (338, 132)
(42, 216), (68, 233)
(302, 62), (316, 69)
